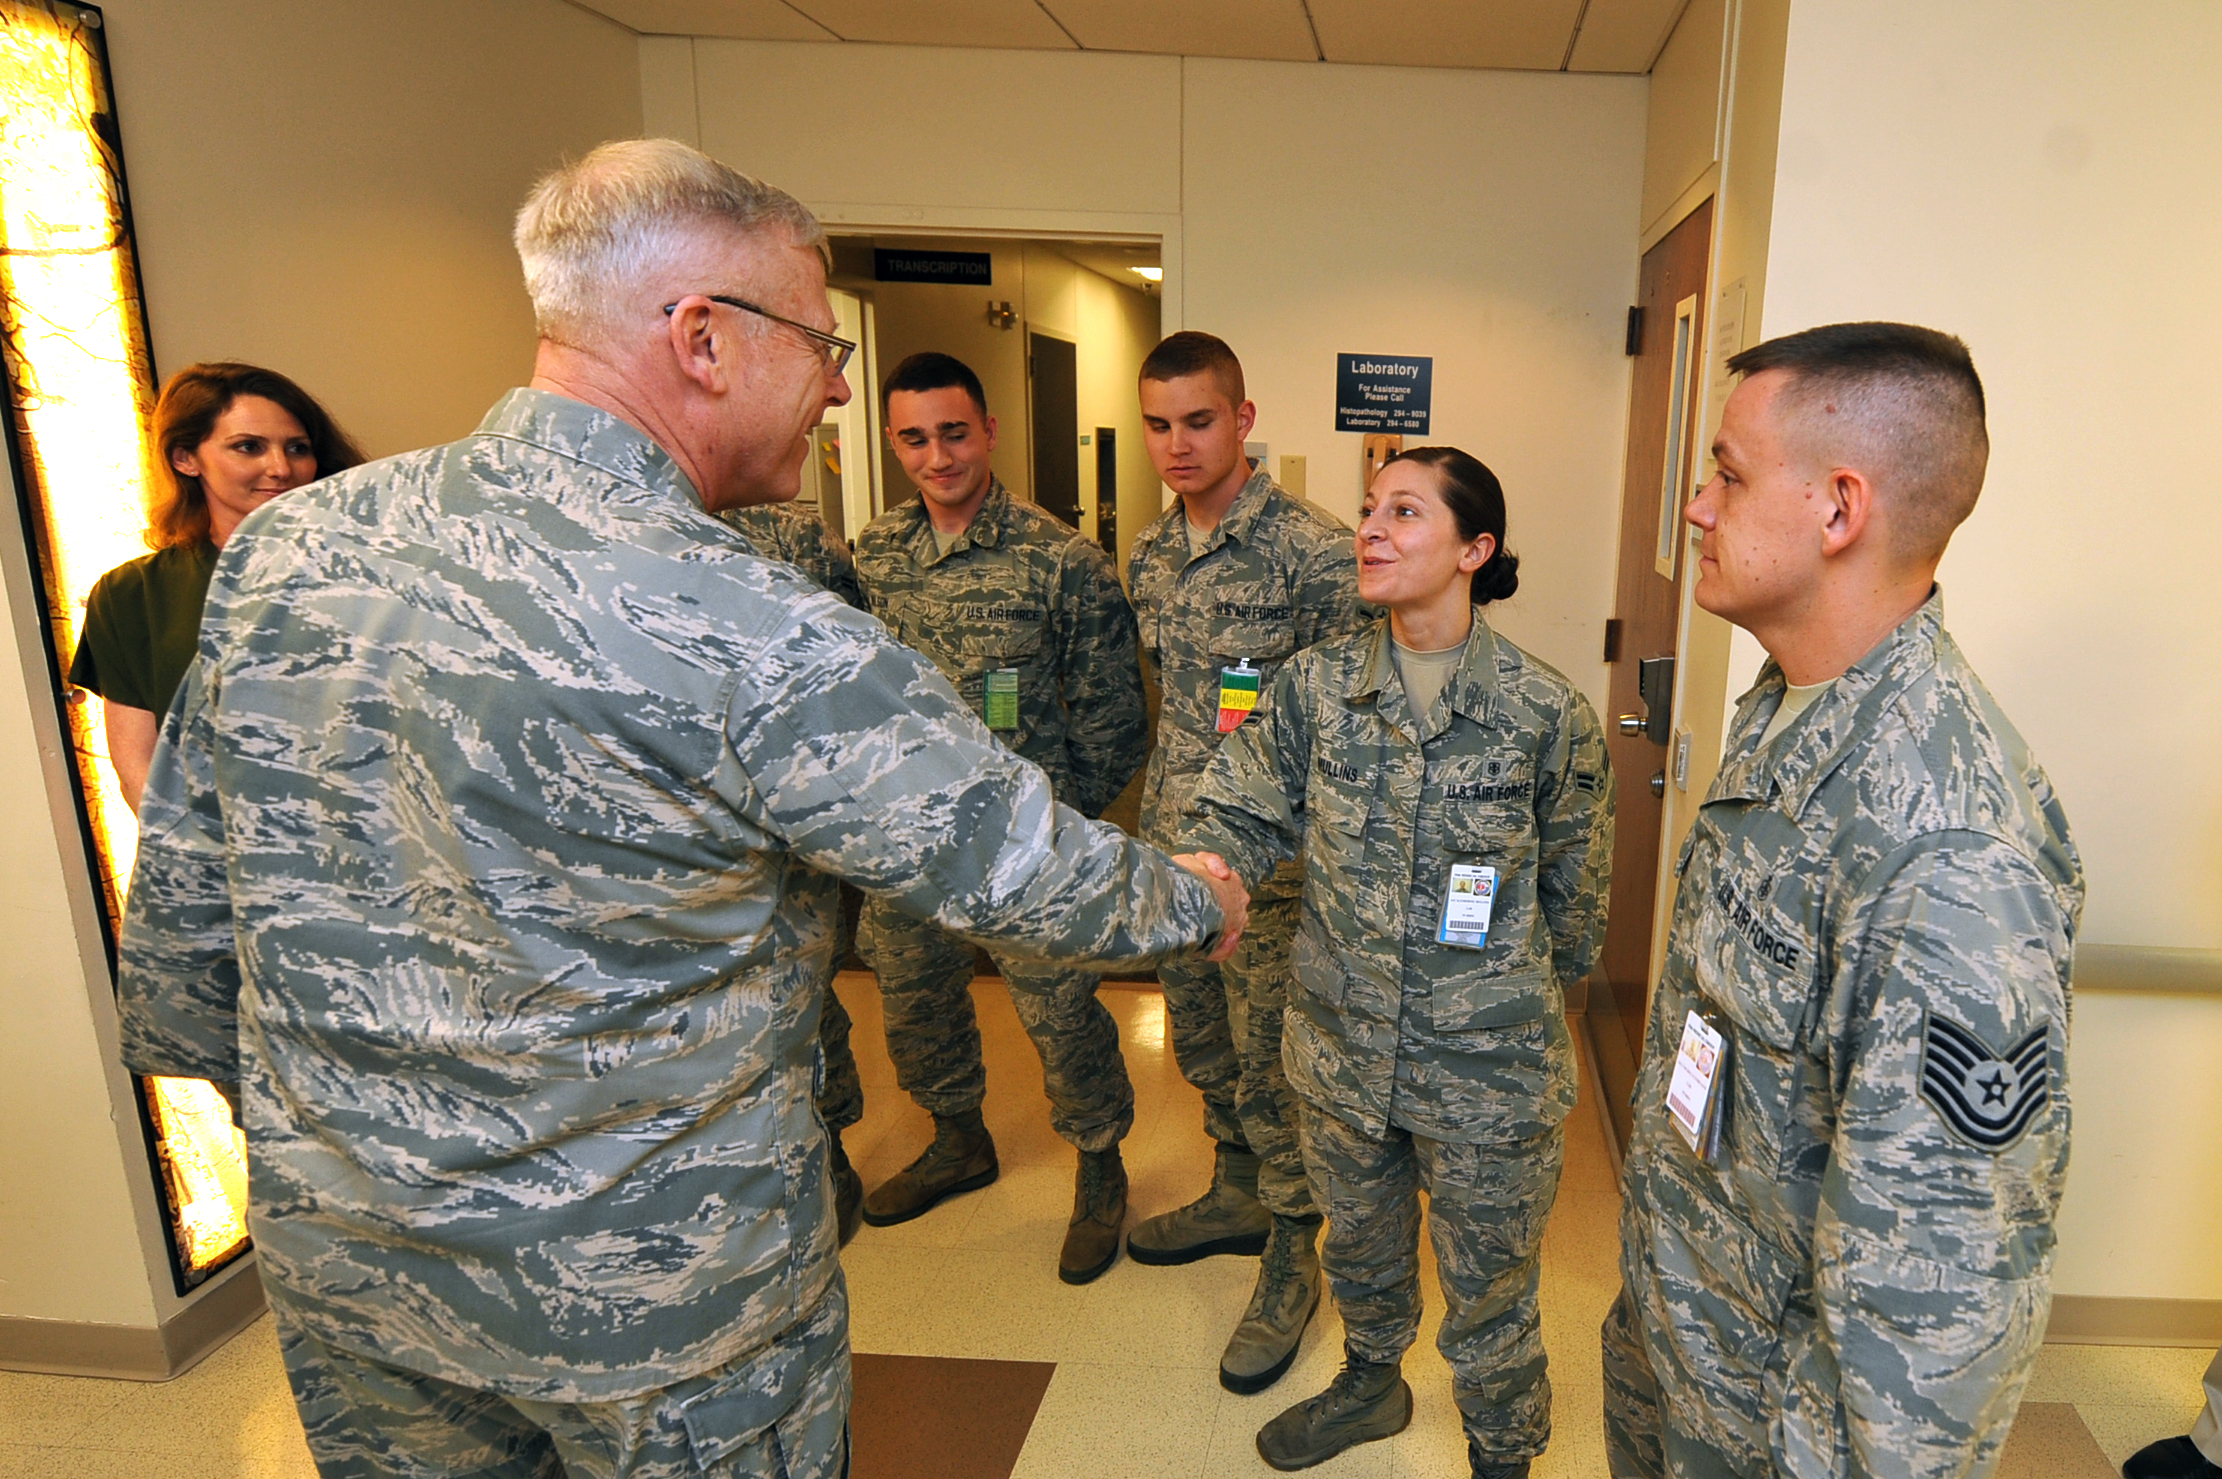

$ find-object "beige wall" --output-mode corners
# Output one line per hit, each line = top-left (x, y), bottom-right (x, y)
(1761, 0), (2222, 1304)
(661, 39), (1649, 705)
(0, 448), (168, 1330)
(103, 0), (642, 458)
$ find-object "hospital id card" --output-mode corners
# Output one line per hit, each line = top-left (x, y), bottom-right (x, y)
(1217, 660), (1261, 733)
(1665, 1010), (1729, 1160)
(1436, 863), (1498, 948)
(985, 668), (1020, 731)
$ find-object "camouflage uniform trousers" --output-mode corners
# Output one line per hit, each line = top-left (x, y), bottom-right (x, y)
(1599, 1285), (1669, 1479)
(1155, 889), (1313, 1216)
(1301, 1101), (1565, 1460)
(857, 896), (1134, 1152)
(274, 1273), (850, 1479)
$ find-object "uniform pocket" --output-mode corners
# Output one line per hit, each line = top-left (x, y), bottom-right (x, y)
(1207, 620), (1296, 671)
(679, 1286), (850, 1473)
(1432, 963), (1550, 1031)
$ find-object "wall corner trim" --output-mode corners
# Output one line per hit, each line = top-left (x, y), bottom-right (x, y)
(2047, 1294), (2222, 1348)
(2074, 944), (2222, 998)
(0, 1255), (264, 1381)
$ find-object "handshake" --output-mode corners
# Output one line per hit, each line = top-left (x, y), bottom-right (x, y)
(1170, 852), (1250, 963)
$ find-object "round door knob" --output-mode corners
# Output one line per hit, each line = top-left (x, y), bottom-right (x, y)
(1649, 771), (1667, 799)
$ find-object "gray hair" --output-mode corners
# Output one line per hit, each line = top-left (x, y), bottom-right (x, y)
(513, 138), (825, 348)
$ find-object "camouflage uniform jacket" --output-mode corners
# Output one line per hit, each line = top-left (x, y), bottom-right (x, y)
(722, 500), (865, 610)
(1183, 617), (1612, 1143)
(854, 478), (1146, 818)
(1127, 469), (1370, 891)
(1619, 590), (2083, 1476)
(114, 389), (1224, 1404)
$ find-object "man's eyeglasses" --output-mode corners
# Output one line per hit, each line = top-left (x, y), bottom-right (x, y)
(663, 294), (856, 377)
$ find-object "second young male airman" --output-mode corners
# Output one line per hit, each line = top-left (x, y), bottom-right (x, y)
(851, 351), (1152, 1284)
(1127, 331), (1374, 1393)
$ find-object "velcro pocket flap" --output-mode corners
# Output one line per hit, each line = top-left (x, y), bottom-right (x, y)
(1432, 964), (1549, 1032)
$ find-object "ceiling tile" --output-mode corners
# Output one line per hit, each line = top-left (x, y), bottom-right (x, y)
(573, 0), (838, 40)
(1041, 0), (1317, 61)
(1568, 0), (1690, 72)
(789, 0), (1077, 49)
(1307, 0), (1584, 70)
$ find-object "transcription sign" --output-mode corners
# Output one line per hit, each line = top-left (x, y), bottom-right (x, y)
(1335, 353), (1432, 433)
(874, 248), (992, 285)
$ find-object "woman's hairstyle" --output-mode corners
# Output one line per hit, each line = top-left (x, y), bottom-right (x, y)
(147, 362), (365, 550)
(1383, 445), (1521, 605)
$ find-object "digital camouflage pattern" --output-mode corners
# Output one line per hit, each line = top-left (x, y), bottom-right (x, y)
(853, 476), (1145, 1149)
(722, 500), (869, 1139)
(114, 389), (1225, 1420)
(1605, 591), (2083, 1479)
(856, 476), (1146, 820)
(1129, 468), (1371, 1217)
(722, 499), (865, 612)
(857, 898), (1134, 1152)
(1184, 617), (1614, 1145)
(1185, 616), (1611, 1458)
(1128, 467), (1371, 868)
(278, 1277), (850, 1479)
(1303, 1109), (1563, 1461)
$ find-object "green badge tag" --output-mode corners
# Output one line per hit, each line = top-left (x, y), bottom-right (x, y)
(985, 668), (1020, 731)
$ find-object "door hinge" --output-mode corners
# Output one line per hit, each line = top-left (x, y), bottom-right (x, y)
(1603, 618), (1623, 663)
(1625, 306), (1645, 357)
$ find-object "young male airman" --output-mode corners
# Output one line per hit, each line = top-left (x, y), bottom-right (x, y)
(1126, 331), (1373, 1392)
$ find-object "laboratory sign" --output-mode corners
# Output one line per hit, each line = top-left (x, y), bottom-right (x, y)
(1335, 353), (1433, 433)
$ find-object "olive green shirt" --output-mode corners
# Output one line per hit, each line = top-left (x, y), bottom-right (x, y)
(68, 542), (218, 715)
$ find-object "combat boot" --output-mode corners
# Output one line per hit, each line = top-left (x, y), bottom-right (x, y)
(1466, 1438), (1533, 1479)
(1126, 1143), (1271, 1265)
(829, 1131), (864, 1248)
(1058, 1147), (1127, 1285)
(1219, 1214), (1321, 1394)
(1254, 1356), (1412, 1470)
(860, 1108), (997, 1227)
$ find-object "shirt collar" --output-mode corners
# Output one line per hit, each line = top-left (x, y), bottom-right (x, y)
(1183, 467), (1278, 561)
(475, 387), (702, 508)
(1712, 586), (1948, 812)
(1348, 614), (1503, 740)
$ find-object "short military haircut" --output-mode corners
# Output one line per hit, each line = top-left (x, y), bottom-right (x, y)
(514, 138), (825, 350)
(1140, 330), (1246, 406)
(1728, 321), (1989, 563)
(881, 351), (988, 419)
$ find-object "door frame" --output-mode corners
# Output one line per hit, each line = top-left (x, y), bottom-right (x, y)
(1587, 187), (1721, 1159)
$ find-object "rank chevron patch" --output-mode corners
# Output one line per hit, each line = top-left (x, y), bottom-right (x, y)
(1918, 1013), (2051, 1151)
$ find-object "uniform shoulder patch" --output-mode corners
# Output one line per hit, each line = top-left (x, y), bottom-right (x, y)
(1918, 1013), (2051, 1152)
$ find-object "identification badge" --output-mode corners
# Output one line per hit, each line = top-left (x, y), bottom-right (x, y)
(1666, 1010), (1730, 1160)
(1217, 660), (1261, 733)
(985, 668), (1020, 731)
(1436, 862), (1498, 948)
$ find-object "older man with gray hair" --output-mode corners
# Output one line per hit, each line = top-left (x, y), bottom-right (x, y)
(114, 137), (1246, 1479)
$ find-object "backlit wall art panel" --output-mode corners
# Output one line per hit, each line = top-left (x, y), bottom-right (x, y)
(0, 0), (249, 1289)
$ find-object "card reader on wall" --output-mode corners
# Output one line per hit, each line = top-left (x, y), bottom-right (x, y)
(1617, 656), (1674, 746)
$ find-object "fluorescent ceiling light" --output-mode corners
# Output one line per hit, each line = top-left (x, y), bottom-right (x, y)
(1132, 266), (1163, 281)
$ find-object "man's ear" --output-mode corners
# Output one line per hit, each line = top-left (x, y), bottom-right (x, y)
(666, 298), (731, 394)
(1235, 399), (1258, 441)
(1818, 466), (1877, 559)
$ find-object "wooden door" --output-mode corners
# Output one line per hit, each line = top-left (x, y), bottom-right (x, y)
(1591, 198), (1711, 1149)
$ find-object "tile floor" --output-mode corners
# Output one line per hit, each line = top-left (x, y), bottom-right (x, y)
(0, 972), (2210, 1477)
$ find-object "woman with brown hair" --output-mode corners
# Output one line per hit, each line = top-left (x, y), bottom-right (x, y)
(69, 361), (363, 809)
